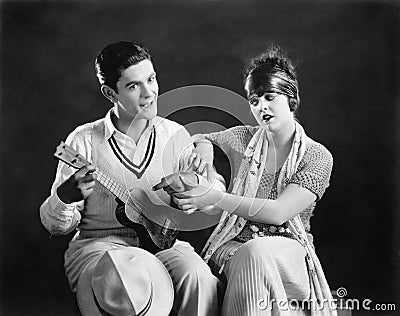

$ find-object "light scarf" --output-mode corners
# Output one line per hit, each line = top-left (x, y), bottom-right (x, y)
(202, 121), (337, 315)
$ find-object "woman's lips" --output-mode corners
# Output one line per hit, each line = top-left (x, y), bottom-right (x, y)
(262, 114), (274, 122)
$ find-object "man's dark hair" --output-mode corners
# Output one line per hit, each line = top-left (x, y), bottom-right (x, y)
(95, 41), (152, 92)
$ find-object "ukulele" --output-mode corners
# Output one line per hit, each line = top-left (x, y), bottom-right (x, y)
(54, 141), (179, 254)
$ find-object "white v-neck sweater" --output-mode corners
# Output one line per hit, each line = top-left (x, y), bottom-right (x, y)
(40, 113), (194, 237)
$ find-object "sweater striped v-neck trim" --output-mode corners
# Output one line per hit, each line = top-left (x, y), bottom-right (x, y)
(108, 126), (156, 179)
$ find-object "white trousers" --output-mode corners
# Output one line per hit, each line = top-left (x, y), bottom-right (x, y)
(210, 236), (310, 316)
(65, 235), (223, 316)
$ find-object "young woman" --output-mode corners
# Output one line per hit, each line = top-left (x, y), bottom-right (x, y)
(174, 46), (337, 315)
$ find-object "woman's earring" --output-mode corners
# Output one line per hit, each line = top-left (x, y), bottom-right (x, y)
(289, 99), (297, 112)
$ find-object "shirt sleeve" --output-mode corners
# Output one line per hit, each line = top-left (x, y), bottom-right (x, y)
(202, 129), (233, 158)
(39, 129), (92, 235)
(202, 126), (256, 157)
(289, 143), (333, 201)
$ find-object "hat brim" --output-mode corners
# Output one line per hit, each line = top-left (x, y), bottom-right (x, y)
(92, 247), (174, 316)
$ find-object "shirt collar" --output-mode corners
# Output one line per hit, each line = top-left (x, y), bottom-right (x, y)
(104, 109), (156, 141)
(104, 109), (117, 140)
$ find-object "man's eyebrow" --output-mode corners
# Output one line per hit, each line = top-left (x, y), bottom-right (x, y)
(124, 72), (156, 88)
(125, 80), (140, 88)
(147, 71), (156, 80)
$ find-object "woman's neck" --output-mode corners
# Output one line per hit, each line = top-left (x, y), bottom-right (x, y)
(264, 120), (296, 173)
(267, 120), (296, 149)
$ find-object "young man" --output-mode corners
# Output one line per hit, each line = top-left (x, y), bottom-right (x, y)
(40, 41), (222, 316)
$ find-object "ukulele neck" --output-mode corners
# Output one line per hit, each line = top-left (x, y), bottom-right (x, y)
(94, 169), (130, 204)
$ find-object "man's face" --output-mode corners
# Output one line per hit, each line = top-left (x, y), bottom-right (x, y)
(114, 59), (159, 121)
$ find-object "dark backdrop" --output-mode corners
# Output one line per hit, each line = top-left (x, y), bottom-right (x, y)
(1, 0), (399, 315)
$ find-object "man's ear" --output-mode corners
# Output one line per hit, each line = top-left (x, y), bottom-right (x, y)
(101, 85), (118, 103)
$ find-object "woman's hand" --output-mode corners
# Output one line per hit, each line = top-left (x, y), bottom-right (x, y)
(187, 137), (213, 173)
(172, 175), (220, 214)
(154, 164), (221, 214)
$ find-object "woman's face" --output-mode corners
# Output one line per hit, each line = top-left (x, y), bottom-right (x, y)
(245, 87), (294, 133)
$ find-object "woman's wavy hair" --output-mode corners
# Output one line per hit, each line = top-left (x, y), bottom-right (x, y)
(243, 45), (300, 112)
